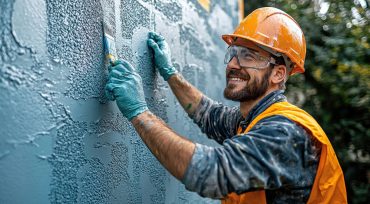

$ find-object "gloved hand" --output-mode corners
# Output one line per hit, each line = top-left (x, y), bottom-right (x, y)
(147, 31), (177, 81)
(105, 60), (148, 120)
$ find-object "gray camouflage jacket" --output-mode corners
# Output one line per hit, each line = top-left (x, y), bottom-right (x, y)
(182, 90), (321, 204)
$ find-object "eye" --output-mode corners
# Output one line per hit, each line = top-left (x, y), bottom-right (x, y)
(240, 51), (256, 60)
(239, 50), (249, 56)
(245, 55), (255, 61)
(248, 51), (259, 58)
(249, 51), (267, 61)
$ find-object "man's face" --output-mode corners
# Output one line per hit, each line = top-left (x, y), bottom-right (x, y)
(223, 40), (273, 102)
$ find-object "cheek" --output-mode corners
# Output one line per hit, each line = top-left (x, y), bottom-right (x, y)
(244, 71), (255, 83)
(248, 74), (265, 88)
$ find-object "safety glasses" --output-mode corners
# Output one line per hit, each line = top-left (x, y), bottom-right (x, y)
(224, 45), (276, 69)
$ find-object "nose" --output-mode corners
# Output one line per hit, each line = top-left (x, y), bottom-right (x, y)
(227, 56), (241, 70)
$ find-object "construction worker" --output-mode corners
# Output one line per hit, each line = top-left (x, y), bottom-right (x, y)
(105, 7), (347, 203)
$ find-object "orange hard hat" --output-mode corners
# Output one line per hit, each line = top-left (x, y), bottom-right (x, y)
(222, 7), (306, 75)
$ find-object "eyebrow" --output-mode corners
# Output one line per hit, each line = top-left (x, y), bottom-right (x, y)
(230, 44), (262, 55)
(245, 46), (269, 57)
(246, 47), (259, 53)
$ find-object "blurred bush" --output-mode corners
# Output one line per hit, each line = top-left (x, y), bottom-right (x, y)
(244, 0), (369, 203)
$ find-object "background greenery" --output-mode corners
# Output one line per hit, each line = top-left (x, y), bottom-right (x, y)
(243, 0), (369, 203)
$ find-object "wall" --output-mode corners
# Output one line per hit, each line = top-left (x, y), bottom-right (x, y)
(0, 0), (240, 203)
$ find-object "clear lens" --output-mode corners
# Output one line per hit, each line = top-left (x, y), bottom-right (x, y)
(224, 46), (272, 69)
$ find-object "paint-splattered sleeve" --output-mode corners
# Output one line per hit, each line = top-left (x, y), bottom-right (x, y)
(182, 115), (321, 201)
(190, 96), (242, 144)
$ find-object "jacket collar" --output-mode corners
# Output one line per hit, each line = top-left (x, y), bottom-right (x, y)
(241, 90), (287, 126)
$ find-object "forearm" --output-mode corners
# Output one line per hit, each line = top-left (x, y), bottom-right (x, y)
(131, 110), (196, 180)
(167, 73), (203, 116)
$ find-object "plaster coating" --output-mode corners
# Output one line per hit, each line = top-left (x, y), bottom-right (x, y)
(1, 0), (240, 203)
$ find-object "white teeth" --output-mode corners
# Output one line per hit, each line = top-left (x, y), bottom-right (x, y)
(229, 77), (245, 81)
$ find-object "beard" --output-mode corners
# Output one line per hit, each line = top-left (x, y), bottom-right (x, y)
(224, 69), (272, 102)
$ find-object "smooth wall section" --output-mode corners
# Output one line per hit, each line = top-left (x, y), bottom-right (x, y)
(0, 0), (240, 203)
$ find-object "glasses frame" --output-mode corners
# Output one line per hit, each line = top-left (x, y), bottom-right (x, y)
(224, 45), (277, 70)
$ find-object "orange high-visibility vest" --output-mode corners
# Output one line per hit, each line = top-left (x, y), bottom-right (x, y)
(222, 101), (347, 204)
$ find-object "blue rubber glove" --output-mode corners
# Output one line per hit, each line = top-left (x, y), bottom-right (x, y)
(105, 60), (148, 120)
(147, 31), (177, 81)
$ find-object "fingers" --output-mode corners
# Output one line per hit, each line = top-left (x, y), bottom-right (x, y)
(148, 34), (169, 57)
(108, 67), (139, 85)
(106, 59), (137, 101)
(109, 69), (124, 78)
(147, 39), (161, 53)
(105, 77), (135, 100)
(156, 40), (168, 50)
(109, 59), (135, 73)
(148, 31), (165, 42)
(114, 59), (135, 71)
(111, 59), (124, 67)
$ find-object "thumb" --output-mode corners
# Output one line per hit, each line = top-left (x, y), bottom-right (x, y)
(105, 83), (116, 101)
(147, 39), (162, 54)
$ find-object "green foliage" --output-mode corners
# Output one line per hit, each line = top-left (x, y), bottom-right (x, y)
(244, 0), (369, 203)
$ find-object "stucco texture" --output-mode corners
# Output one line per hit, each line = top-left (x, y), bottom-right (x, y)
(0, 0), (240, 203)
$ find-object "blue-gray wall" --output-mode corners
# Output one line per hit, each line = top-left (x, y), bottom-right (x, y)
(0, 0), (240, 203)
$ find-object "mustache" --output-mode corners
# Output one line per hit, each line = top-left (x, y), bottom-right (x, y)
(227, 70), (250, 80)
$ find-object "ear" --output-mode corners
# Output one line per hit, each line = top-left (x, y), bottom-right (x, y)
(270, 65), (286, 85)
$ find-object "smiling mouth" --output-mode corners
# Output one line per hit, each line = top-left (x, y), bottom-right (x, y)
(228, 77), (247, 82)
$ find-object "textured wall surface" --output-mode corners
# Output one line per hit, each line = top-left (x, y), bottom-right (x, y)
(0, 0), (240, 203)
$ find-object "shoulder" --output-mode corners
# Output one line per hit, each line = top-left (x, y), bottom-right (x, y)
(247, 115), (309, 140)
